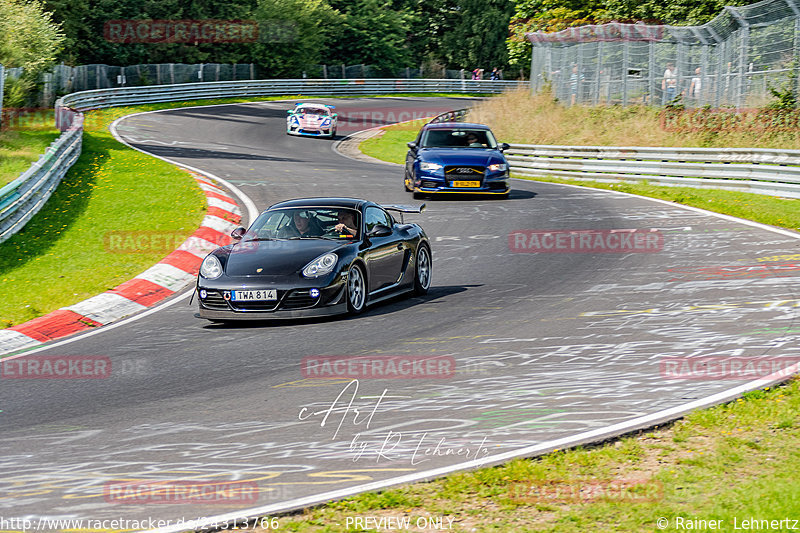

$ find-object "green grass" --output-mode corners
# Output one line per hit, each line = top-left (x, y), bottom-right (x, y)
(517, 176), (800, 231)
(0, 111), (61, 187)
(251, 380), (800, 532)
(359, 118), (428, 163)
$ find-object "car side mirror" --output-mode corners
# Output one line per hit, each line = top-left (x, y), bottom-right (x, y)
(332, 113), (338, 118)
(500, 143), (510, 152)
(286, 110), (293, 115)
(367, 224), (392, 238)
(231, 227), (246, 240)
(407, 142), (417, 150)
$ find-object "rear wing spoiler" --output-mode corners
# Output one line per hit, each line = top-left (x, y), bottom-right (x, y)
(382, 203), (426, 223)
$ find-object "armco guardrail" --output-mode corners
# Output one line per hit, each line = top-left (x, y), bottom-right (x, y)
(59, 78), (524, 111)
(0, 78), (524, 244)
(506, 144), (800, 199)
(0, 113), (84, 244)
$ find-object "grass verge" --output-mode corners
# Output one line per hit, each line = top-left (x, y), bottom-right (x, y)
(0, 107), (207, 328)
(254, 379), (800, 532)
(0, 110), (61, 187)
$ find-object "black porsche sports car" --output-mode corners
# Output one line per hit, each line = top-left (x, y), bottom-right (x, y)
(195, 198), (431, 321)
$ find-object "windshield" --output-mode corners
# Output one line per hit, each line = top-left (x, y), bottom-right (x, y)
(246, 207), (360, 240)
(298, 107), (329, 116)
(420, 128), (497, 149)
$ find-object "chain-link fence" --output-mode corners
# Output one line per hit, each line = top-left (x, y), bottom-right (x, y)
(528, 0), (800, 108)
(41, 63), (258, 105)
(310, 64), (472, 79)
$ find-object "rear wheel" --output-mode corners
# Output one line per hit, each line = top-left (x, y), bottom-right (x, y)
(413, 244), (432, 295)
(346, 263), (367, 314)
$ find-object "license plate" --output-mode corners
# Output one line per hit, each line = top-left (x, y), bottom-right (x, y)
(231, 289), (277, 301)
(452, 180), (481, 188)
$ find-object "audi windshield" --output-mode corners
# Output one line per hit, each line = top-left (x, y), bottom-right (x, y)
(419, 128), (498, 149)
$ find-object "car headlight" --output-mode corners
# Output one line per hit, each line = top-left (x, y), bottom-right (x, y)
(199, 254), (223, 279)
(302, 252), (338, 278)
(488, 163), (508, 172)
(420, 162), (443, 171)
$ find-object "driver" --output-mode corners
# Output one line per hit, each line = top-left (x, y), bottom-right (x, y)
(466, 133), (484, 147)
(334, 210), (358, 236)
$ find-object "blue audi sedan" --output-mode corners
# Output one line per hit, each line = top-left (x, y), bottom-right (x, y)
(404, 122), (510, 199)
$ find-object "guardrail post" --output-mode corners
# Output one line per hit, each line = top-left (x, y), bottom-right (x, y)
(648, 41), (656, 106)
(725, 6), (750, 108)
(622, 40), (630, 106)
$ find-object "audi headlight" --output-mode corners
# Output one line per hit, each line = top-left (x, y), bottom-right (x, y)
(302, 252), (338, 278)
(488, 163), (508, 172)
(420, 162), (443, 171)
(200, 254), (223, 279)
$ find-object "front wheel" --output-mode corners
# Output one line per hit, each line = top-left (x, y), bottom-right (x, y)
(346, 263), (367, 314)
(413, 244), (432, 295)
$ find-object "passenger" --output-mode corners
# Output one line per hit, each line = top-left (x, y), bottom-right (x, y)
(279, 211), (323, 238)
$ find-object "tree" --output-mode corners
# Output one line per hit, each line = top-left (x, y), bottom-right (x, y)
(323, 0), (412, 75)
(441, 0), (514, 71)
(507, 0), (606, 74)
(251, 0), (341, 77)
(0, 0), (65, 105)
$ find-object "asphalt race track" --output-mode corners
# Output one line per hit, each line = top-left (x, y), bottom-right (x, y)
(1, 97), (799, 529)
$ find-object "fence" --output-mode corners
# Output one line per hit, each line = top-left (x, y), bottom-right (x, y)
(41, 63), (258, 105)
(506, 144), (800, 198)
(37, 63), (505, 106)
(527, 0), (800, 108)
(313, 64), (480, 80)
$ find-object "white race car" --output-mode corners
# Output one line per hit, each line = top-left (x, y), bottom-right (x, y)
(286, 103), (338, 138)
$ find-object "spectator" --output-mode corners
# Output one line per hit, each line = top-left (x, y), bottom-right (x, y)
(569, 65), (583, 105)
(662, 62), (678, 104)
(689, 67), (702, 102)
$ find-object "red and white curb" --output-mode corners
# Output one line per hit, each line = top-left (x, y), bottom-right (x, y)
(0, 173), (241, 356)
